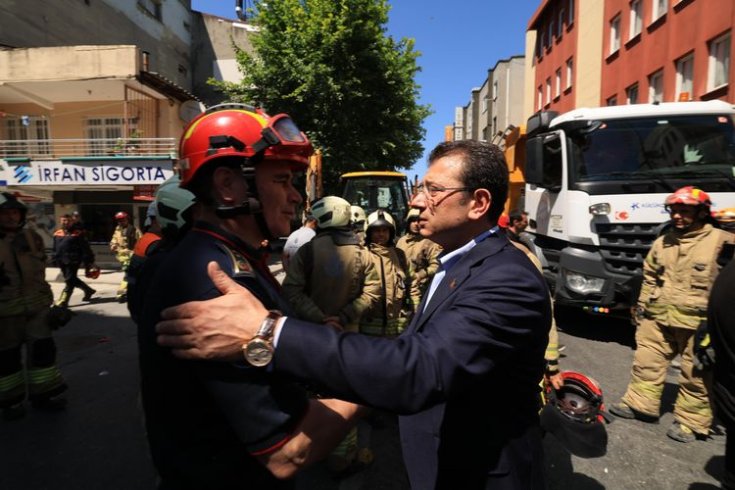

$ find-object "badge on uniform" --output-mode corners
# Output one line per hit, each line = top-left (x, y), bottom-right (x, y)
(223, 246), (255, 278)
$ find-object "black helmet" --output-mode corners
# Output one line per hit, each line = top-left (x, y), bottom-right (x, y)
(0, 192), (28, 228)
(540, 371), (609, 458)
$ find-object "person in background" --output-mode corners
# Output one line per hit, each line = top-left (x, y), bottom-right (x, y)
(610, 186), (734, 443)
(282, 195), (380, 474)
(0, 193), (67, 420)
(360, 209), (410, 338)
(53, 214), (96, 306)
(396, 208), (441, 313)
(281, 214), (317, 270)
(156, 139), (552, 490)
(351, 205), (367, 244)
(109, 211), (141, 302)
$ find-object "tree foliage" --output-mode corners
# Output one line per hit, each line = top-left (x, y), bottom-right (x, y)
(215, 0), (432, 191)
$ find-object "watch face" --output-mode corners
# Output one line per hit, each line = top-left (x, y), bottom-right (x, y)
(244, 339), (273, 367)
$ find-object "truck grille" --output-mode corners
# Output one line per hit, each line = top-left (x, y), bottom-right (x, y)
(594, 223), (660, 275)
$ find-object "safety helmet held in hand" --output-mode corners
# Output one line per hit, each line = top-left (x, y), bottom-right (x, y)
(664, 186), (712, 208)
(177, 103), (314, 189)
(540, 371), (609, 458)
(311, 196), (352, 229)
(155, 175), (197, 233)
(85, 264), (101, 279)
(114, 211), (129, 221)
(351, 205), (367, 226)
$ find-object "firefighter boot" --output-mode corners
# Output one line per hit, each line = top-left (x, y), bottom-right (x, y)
(2, 403), (26, 421)
(667, 422), (706, 443)
(82, 287), (96, 302)
(55, 290), (70, 308)
(609, 401), (659, 423)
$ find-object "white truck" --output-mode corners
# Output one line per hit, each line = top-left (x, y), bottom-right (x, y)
(523, 100), (735, 316)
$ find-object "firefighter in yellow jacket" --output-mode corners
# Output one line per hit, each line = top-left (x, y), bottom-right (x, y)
(0, 193), (66, 420)
(283, 196), (380, 332)
(610, 186), (735, 442)
(396, 208), (441, 311)
(360, 209), (410, 338)
(109, 211), (141, 302)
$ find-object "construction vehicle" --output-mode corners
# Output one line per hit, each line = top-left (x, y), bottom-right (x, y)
(339, 171), (411, 234)
(502, 125), (528, 214)
(522, 100), (735, 316)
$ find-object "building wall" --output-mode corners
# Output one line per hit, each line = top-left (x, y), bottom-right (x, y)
(0, 0), (192, 90)
(602, 0), (735, 105)
(524, 30), (538, 120)
(492, 56), (526, 138)
(191, 12), (256, 106)
(575, 0), (603, 107)
(478, 77), (491, 141)
(528, 0), (587, 115)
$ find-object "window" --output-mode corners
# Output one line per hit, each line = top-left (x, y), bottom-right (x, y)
(481, 98), (488, 113)
(568, 0), (574, 26)
(537, 86), (543, 111)
(555, 69), (562, 98)
(138, 0), (162, 21)
(676, 53), (694, 101)
(546, 78), (552, 105)
(609, 15), (621, 55)
(626, 83), (639, 104)
(493, 80), (499, 100)
(652, 0), (667, 22)
(547, 20), (554, 48)
(629, 0), (642, 39)
(85, 117), (138, 155)
(708, 32), (731, 91)
(649, 69), (664, 102)
(3, 116), (50, 157)
(566, 58), (574, 89)
(557, 8), (565, 38)
(607, 96), (618, 106)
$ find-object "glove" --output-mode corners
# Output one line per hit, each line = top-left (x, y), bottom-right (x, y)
(47, 305), (73, 330)
(693, 322), (715, 371)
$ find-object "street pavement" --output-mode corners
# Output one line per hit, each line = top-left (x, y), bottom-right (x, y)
(0, 263), (728, 490)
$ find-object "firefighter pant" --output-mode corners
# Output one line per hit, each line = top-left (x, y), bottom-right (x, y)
(58, 263), (94, 306)
(0, 309), (66, 407)
(621, 318), (712, 434)
(116, 251), (132, 296)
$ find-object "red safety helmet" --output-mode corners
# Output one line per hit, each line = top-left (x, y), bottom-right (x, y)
(497, 214), (509, 229)
(177, 103), (314, 189)
(114, 211), (129, 221)
(664, 186), (712, 208)
(85, 264), (101, 279)
(540, 371), (609, 458)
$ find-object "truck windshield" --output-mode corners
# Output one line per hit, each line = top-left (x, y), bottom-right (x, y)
(341, 176), (409, 232)
(567, 114), (735, 185)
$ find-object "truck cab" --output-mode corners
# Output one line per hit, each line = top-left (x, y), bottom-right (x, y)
(524, 101), (735, 314)
(340, 171), (411, 234)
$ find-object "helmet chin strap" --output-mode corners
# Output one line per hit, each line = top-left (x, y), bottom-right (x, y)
(214, 161), (275, 242)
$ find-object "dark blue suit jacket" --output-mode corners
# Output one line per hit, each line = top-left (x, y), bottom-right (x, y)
(277, 232), (551, 489)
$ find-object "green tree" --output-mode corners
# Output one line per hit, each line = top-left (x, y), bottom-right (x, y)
(216, 0), (431, 192)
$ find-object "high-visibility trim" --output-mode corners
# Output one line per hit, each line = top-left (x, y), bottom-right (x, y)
(630, 379), (664, 400)
(0, 371), (24, 391)
(28, 366), (62, 384)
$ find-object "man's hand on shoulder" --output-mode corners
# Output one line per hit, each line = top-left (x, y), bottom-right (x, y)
(156, 261), (267, 362)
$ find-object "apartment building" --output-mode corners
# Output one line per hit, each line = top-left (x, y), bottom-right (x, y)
(602, 0), (734, 106)
(0, 1), (254, 264)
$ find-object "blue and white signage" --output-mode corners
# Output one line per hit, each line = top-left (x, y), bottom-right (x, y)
(1, 159), (174, 186)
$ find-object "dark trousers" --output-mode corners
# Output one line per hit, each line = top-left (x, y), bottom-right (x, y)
(725, 422), (735, 490)
(59, 263), (92, 300)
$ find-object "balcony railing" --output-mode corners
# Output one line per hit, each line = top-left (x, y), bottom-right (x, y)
(0, 138), (178, 160)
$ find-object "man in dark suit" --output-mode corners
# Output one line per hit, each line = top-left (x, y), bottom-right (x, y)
(157, 140), (552, 489)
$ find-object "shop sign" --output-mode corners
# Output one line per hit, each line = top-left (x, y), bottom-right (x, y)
(0, 159), (174, 186)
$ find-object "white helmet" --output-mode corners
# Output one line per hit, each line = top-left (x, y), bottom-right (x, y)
(155, 175), (196, 232)
(366, 208), (396, 232)
(311, 196), (352, 229)
(351, 205), (366, 225)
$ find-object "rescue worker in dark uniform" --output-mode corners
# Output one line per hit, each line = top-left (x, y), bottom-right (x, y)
(0, 193), (67, 420)
(137, 104), (361, 488)
(53, 214), (96, 306)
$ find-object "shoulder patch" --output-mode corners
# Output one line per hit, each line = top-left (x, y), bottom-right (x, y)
(222, 245), (255, 278)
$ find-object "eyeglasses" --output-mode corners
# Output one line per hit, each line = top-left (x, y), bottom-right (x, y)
(416, 183), (474, 198)
(415, 183), (475, 210)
